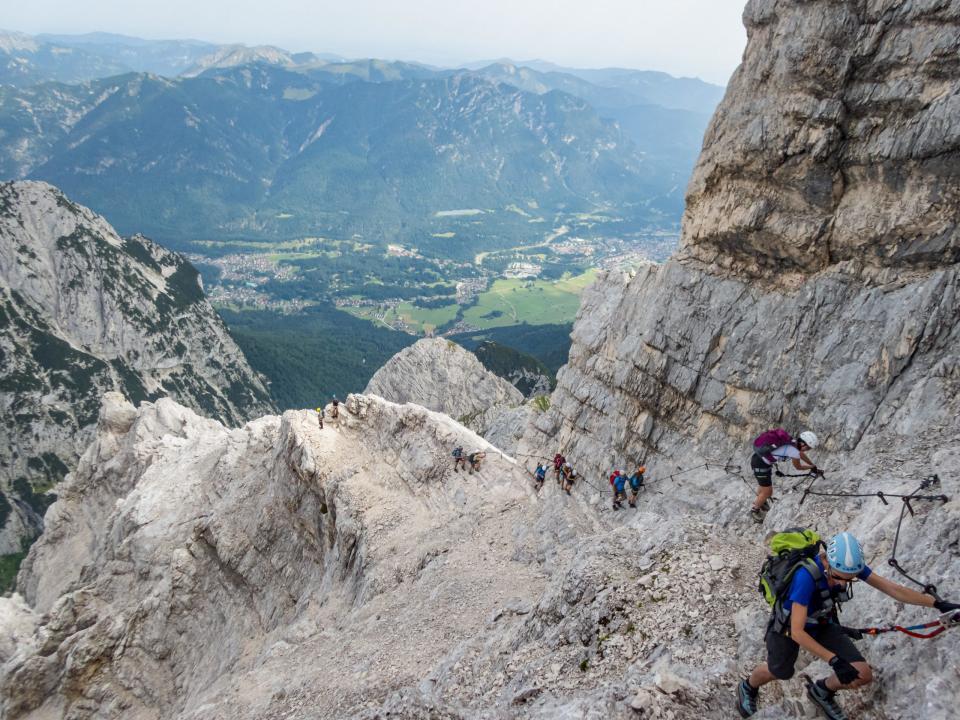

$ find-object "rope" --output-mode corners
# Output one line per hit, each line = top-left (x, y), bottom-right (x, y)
(850, 610), (960, 640)
(888, 475), (946, 600)
(798, 474), (948, 508)
(799, 473), (950, 601)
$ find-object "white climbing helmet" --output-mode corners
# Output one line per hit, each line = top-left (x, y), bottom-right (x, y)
(799, 431), (819, 449)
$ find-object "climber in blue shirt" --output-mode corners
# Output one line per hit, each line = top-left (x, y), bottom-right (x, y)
(533, 463), (546, 491)
(737, 532), (960, 720)
(610, 470), (627, 510)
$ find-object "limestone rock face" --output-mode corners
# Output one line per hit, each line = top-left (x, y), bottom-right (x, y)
(365, 337), (525, 445)
(0, 393), (570, 719)
(680, 0), (960, 277)
(521, 261), (960, 475)
(521, 0), (960, 483)
(513, 2), (960, 716)
(0, 181), (274, 550)
(4, 2), (960, 718)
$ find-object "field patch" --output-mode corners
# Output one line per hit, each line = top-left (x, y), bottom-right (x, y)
(461, 270), (596, 329)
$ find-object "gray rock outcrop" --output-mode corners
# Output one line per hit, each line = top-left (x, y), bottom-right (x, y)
(365, 337), (530, 450)
(0, 181), (275, 552)
(681, 0), (960, 277)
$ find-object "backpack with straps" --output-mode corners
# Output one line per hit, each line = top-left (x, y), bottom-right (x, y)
(758, 528), (836, 633)
(753, 428), (794, 463)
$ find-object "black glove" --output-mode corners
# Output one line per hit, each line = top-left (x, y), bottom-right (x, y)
(829, 656), (860, 685)
(934, 599), (960, 613)
(810, 467), (823, 477)
(841, 626), (863, 640)
(774, 469), (784, 477)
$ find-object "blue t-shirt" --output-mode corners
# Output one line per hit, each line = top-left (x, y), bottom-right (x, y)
(535, 466), (546, 480)
(786, 555), (872, 625)
(613, 475), (626, 491)
(629, 473), (644, 489)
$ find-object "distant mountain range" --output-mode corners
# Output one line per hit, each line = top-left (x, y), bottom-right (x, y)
(0, 30), (724, 248)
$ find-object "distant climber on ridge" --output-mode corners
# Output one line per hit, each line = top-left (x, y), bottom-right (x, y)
(533, 463), (546, 491)
(737, 531), (959, 720)
(316, 406), (325, 429)
(452, 445), (466, 472)
(553, 452), (566, 483)
(750, 428), (820, 522)
(331, 396), (340, 420)
(561, 463), (577, 495)
(468, 451), (486, 474)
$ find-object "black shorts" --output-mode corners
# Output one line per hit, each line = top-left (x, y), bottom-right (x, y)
(766, 623), (865, 680)
(751, 453), (773, 487)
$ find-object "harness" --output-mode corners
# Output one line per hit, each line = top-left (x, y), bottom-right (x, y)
(771, 558), (840, 635)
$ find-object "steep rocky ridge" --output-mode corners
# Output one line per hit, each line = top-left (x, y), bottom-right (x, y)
(365, 338), (534, 452)
(0, 181), (274, 551)
(3, 392), (955, 719)
(0, 393), (603, 718)
(2, 2), (960, 718)
(514, 0), (960, 716)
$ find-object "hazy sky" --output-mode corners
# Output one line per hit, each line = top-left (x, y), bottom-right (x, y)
(7, 1), (749, 85)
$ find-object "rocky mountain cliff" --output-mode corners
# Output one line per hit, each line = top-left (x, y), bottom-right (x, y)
(521, 0), (960, 485)
(2, 2), (959, 719)
(364, 337), (533, 452)
(0, 181), (274, 552)
(514, 0), (960, 715)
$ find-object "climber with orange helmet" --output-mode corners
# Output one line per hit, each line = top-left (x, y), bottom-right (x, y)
(628, 466), (645, 507)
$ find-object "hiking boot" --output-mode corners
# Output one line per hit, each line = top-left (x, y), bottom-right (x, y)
(736, 678), (758, 718)
(807, 679), (848, 720)
(750, 508), (764, 524)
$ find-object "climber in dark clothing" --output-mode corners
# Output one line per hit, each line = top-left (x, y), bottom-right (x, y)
(553, 453), (565, 483)
(452, 446), (466, 472)
(561, 463), (576, 494)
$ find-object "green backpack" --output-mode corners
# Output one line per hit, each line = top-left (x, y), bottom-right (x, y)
(758, 528), (823, 606)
